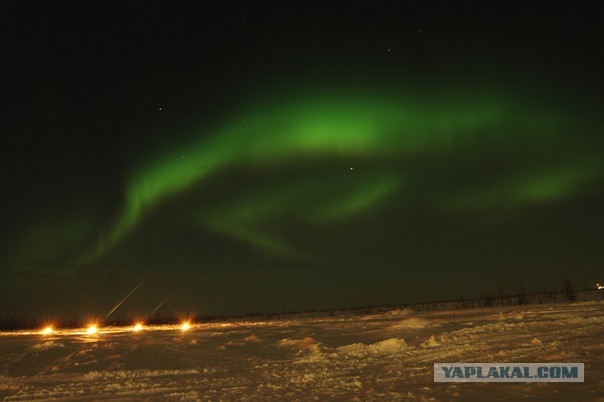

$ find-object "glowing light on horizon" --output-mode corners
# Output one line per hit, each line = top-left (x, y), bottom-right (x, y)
(597, 283), (604, 290)
(1, 320), (217, 337)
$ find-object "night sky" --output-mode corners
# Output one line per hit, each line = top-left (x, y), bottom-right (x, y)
(2, 1), (603, 321)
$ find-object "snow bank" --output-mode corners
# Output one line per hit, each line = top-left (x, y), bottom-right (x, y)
(224, 333), (262, 346)
(29, 341), (65, 350)
(278, 337), (321, 352)
(337, 338), (408, 357)
(243, 333), (261, 343)
(389, 317), (437, 330)
(421, 335), (440, 348)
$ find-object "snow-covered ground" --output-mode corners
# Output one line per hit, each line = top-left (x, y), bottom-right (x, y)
(1, 301), (603, 401)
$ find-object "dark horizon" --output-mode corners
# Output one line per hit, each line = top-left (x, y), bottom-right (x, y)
(1, 276), (597, 331)
(2, 1), (603, 320)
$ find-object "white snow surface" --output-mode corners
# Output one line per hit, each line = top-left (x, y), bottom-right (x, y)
(1, 301), (604, 401)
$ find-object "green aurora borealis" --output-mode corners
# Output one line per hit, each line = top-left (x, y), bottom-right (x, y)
(103, 90), (600, 259)
(2, 2), (603, 319)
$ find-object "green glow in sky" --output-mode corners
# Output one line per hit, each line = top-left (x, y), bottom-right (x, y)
(93, 90), (600, 258)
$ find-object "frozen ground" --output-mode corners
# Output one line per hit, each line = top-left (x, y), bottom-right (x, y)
(1, 301), (603, 401)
